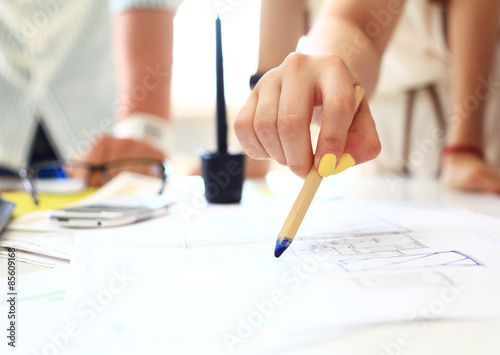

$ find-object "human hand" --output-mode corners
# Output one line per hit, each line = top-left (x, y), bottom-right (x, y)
(72, 135), (166, 186)
(441, 153), (500, 194)
(234, 53), (381, 178)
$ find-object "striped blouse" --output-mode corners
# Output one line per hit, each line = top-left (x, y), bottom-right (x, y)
(0, 0), (181, 171)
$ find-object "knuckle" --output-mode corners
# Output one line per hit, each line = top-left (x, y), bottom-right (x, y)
(253, 113), (276, 139)
(259, 68), (279, 84)
(278, 113), (302, 137)
(322, 54), (349, 73)
(234, 116), (251, 138)
(282, 52), (308, 72)
(325, 54), (345, 68)
(332, 94), (356, 116)
(321, 134), (345, 151)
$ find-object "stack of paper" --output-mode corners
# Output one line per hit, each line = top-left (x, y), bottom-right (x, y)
(0, 172), (166, 267)
(0, 230), (75, 267)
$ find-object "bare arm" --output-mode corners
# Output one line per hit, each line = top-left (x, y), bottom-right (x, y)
(446, 0), (500, 147)
(73, 9), (175, 172)
(302, 0), (405, 95)
(235, 0), (404, 177)
(114, 9), (174, 121)
(442, 0), (500, 192)
(257, 0), (307, 73)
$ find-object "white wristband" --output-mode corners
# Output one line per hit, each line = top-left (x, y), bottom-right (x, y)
(112, 113), (173, 156)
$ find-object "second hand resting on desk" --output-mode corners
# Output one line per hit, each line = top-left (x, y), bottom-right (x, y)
(274, 85), (365, 257)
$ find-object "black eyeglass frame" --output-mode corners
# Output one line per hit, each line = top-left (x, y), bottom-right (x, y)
(23, 159), (168, 204)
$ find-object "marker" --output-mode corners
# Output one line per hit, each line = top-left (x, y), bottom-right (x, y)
(274, 85), (365, 257)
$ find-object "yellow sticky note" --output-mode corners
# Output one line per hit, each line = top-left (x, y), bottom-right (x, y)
(2, 190), (96, 218)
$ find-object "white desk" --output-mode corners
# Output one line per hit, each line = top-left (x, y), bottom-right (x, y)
(273, 173), (500, 354)
(1, 174), (499, 355)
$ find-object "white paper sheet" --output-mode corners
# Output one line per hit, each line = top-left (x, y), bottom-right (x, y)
(3, 199), (500, 354)
(61, 200), (500, 354)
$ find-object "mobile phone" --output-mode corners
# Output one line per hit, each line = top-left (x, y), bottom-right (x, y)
(49, 196), (174, 228)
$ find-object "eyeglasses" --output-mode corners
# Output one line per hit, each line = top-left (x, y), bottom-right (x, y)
(21, 159), (169, 204)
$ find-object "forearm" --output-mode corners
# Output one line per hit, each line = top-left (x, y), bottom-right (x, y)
(301, 0), (405, 96)
(301, 18), (380, 95)
(446, 0), (500, 147)
(257, 0), (307, 73)
(114, 9), (174, 121)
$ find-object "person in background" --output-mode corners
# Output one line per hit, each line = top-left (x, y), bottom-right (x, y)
(0, 0), (179, 187)
(236, 0), (500, 193)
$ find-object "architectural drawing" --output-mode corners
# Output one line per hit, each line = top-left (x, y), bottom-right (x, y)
(289, 233), (480, 272)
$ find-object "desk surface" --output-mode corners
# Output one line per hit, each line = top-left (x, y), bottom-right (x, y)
(1, 173), (499, 355)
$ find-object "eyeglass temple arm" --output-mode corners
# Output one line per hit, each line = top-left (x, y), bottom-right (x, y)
(19, 169), (40, 205)
(158, 170), (167, 195)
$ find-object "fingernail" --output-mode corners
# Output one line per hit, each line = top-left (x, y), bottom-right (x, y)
(332, 153), (355, 175)
(318, 154), (337, 177)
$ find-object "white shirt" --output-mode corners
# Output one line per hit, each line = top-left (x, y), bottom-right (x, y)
(0, 0), (180, 171)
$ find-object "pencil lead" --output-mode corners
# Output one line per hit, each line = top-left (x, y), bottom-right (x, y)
(274, 237), (292, 258)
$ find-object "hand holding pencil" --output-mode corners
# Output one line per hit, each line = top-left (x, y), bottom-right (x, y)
(274, 85), (365, 257)
(234, 53), (380, 179)
(234, 53), (380, 256)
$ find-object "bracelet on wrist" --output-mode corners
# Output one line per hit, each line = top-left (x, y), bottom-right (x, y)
(442, 145), (484, 161)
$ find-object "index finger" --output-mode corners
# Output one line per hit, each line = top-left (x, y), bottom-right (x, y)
(314, 78), (362, 177)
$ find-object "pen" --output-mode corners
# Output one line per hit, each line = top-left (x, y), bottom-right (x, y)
(19, 169), (39, 205)
(274, 85), (365, 257)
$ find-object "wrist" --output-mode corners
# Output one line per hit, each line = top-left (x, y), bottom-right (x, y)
(112, 113), (173, 157)
(446, 108), (484, 148)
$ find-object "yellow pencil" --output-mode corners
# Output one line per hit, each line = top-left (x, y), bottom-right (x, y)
(274, 85), (365, 257)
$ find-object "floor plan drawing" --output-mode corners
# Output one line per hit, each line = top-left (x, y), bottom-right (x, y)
(289, 233), (481, 272)
(337, 250), (480, 272)
(293, 233), (425, 258)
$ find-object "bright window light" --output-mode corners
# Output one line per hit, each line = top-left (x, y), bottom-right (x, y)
(171, 0), (261, 108)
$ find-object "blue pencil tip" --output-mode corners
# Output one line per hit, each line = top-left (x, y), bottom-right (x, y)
(274, 237), (292, 258)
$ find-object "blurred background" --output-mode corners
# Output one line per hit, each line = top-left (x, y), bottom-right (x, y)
(170, 0), (261, 174)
